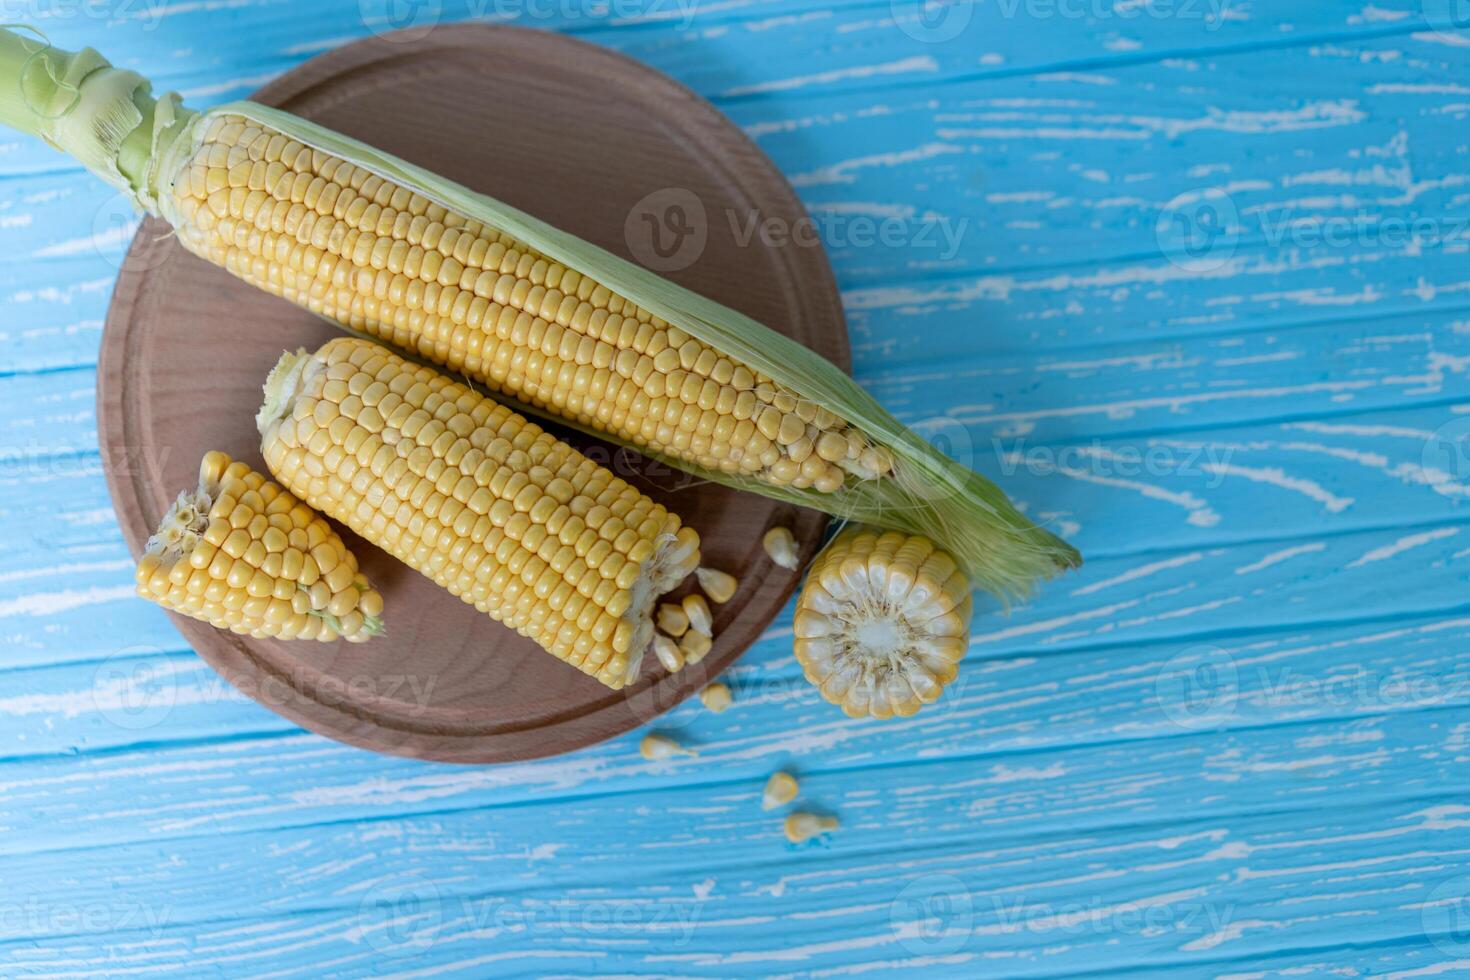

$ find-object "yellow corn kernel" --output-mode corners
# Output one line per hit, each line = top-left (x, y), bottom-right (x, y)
(784, 812), (838, 844)
(656, 602), (689, 637)
(639, 732), (695, 761)
(652, 634), (685, 673)
(695, 567), (738, 604)
(762, 526), (800, 570)
(699, 682), (732, 713)
(762, 771), (798, 810)
(682, 593), (712, 637)
(678, 629), (712, 665)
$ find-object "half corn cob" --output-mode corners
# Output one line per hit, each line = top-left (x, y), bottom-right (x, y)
(0, 29), (1079, 599)
(136, 450), (383, 641)
(794, 526), (971, 719)
(257, 337), (701, 688)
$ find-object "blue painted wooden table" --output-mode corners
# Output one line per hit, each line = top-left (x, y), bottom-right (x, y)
(4, 0), (1470, 975)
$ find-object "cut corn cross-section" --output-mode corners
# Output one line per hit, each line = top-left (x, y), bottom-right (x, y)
(794, 526), (971, 719)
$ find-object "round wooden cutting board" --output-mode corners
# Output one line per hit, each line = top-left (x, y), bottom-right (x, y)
(97, 25), (845, 763)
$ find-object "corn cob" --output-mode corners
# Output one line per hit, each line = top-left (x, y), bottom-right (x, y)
(0, 29), (1079, 599)
(171, 112), (881, 495)
(794, 526), (971, 719)
(256, 337), (701, 689)
(136, 450), (383, 641)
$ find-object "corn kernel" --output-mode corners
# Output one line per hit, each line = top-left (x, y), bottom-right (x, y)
(763, 526), (800, 570)
(762, 771), (798, 810)
(699, 682), (732, 713)
(784, 812), (838, 844)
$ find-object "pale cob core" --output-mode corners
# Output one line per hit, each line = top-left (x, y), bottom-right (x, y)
(257, 338), (701, 689)
(794, 527), (972, 719)
(168, 114), (894, 495)
(135, 451), (383, 641)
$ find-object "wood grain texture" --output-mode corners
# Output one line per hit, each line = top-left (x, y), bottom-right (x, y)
(97, 26), (840, 763)
(3, 1), (1470, 976)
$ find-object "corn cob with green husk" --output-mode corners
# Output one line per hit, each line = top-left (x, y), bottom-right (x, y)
(0, 28), (1080, 600)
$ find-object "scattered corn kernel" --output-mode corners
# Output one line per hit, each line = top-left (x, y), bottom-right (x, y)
(695, 567), (738, 604)
(657, 602), (690, 637)
(763, 526), (800, 569)
(762, 771), (798, 810)
(679, 630), (713, 665)
(683, 593), (713, 636)
(652, 634), (685, 673)
(784, 812), (838, 843)
(699, 682), (732, 712)
(640, 733), (696, 760)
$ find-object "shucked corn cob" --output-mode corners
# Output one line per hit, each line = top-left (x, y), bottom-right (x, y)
(136, 450), (383, 641)
(257, 337), (701, 688)
(794, 526), (971, 719)
(0, 29), (1079, 600)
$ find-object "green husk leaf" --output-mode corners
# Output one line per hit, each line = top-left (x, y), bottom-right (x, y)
(0, 27), (196, 209)
(204, 100), (1080, 600)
